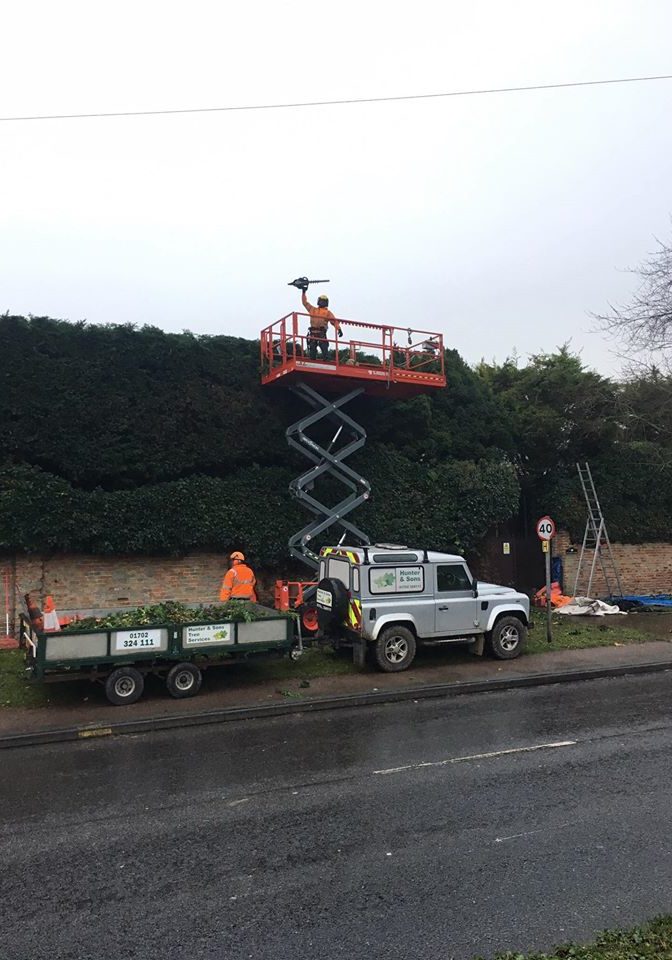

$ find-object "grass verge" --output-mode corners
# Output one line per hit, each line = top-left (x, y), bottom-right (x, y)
(0, 649), (54, 709)
(526, 608), (652, 654)
(476, 915), (672, 959)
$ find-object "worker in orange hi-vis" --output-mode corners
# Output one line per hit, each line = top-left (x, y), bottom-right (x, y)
(301, 289), (342, 361)
(219, 551), (258, 603)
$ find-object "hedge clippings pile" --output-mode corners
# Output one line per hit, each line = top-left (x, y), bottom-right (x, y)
(61, 600), (272, 632)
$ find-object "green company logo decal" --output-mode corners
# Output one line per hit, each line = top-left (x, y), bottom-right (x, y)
(374, 572), (395, 588)
(372, 566), (423, 593)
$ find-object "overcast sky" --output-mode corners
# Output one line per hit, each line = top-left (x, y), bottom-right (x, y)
(2, 0), (671, 376)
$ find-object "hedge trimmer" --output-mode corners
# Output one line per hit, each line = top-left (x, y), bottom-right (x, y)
(287, 276), (330, 292)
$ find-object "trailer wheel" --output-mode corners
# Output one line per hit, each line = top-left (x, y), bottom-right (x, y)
(166, 662), (202, 699)
(105, 667), (144, 706)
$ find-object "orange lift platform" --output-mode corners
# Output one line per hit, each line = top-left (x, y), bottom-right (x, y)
(261, 312), (445, 398)
(261, 310), (447, 629)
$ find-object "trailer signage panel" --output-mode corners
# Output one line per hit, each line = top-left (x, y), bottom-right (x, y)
(183, 623), (234, 646)
(111, 628), (167, 654)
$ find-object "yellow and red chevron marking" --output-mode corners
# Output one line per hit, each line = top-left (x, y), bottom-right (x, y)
(321, 546), (360, 564)
(348, 598), (363, 630)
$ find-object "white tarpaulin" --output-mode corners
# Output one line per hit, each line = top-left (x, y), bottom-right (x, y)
(555, 597), (626, 617)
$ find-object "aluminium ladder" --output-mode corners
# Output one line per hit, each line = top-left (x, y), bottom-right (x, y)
(573, 462), (623, 600)
(286, 381), (371, 570)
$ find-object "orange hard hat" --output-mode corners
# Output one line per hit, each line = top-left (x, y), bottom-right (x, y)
(230, 551), (245, 562)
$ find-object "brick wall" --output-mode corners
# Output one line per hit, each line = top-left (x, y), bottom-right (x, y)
(556, 531), (672, 596)
(1, 552), (293, 633)
(3, 535), (672, 634)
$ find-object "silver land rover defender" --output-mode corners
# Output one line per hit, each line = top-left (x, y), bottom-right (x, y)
(315, 544), (530, 672)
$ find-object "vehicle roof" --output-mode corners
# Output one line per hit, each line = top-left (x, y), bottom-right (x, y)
(323, 545), (465, 564)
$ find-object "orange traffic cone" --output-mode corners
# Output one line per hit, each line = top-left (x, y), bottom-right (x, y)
(42, 595), (61, 632)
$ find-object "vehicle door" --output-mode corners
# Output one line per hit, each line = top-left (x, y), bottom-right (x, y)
(434, 563), (480, 635)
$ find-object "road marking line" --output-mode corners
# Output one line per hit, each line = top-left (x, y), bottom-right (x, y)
(495, 823), (572, 843)
(495, 830), (543, 843)
(373, 740), (577, 775)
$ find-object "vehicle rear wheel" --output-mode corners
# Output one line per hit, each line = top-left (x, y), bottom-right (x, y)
(373, 625), (416, 672)
(487, 616), (527, 659)
(105, 666), (144, 706)
(166, 662), (202, 699)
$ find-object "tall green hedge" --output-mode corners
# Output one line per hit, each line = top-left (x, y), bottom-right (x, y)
(0, 456), (519, 563)
(0, 462), (302, 564)
(5, 315), (672, 555)
(0, 316), (512, 488)
(0, 315), (520, 558)
(0, 315), (288, 487)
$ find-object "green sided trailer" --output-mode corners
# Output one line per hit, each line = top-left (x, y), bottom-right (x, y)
(20, 604), (300, 706)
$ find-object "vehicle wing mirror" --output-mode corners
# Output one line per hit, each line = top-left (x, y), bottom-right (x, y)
(472, 579), (478, 598)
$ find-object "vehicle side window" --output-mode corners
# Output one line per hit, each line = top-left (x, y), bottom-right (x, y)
(369, 565), (424, 594)
(353, 566), (360, 592)
(372, 553), (418, 564)
(436, 564), (472, 592)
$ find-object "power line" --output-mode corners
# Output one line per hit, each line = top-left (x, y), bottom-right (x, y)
(1, 73), (671, 123)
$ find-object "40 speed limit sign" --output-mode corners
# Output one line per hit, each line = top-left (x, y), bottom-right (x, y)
(536, 516), (556, 540)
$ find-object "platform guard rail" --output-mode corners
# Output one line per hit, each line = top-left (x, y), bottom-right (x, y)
(260, 313), (445, 389)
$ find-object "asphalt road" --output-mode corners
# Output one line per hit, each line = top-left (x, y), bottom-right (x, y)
(2, 673), (672, 960)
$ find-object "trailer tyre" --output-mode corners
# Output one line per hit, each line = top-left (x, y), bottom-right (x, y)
(105, 667), (144, 706)
(166, 662), (202, 699)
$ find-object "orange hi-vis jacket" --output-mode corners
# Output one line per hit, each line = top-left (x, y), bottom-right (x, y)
(219, 563), (257, 602)
(302, 291), (338, 335)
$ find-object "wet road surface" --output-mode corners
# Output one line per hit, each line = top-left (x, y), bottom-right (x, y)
(2, 673), (672, 959)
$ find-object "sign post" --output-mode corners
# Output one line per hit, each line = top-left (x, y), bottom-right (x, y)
(536, 516), (556, 644)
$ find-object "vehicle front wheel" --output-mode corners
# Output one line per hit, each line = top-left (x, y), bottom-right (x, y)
(487, 617), (527, 660)
(373, 625), (416, 672)
(166, 662), (203, 699)
(105, 666), (144, 706)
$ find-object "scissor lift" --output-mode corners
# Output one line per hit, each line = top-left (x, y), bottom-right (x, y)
(260, 312), (446, 572)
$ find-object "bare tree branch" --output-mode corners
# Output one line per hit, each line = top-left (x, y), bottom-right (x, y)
(594, 231), (672, 362)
